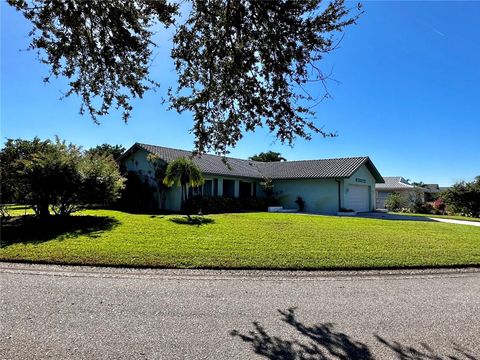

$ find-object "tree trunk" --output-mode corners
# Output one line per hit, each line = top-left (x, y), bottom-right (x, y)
(38, 202), (50, 218)
(180, 184), (186, 212)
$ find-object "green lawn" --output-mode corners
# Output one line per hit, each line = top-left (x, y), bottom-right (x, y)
(1, 210), (479, 269)
(391, 212), (480, 223)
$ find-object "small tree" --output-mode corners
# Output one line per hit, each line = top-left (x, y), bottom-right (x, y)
(77, 154), (126, 211)
(260, 177), (276, 205)
(0, 137), (53, 205)
(442, 177), (480, 218)
(249, 151), (286, 162)
(163, 158), (204, 212)
(9, 137), (125, 217)
(385, 192), (406, 212)
(147, 153), (168, 210)
(85, 144), (126, 160)
(19, 139), (81, 217)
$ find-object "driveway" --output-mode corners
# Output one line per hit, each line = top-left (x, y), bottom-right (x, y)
(358, 212), (480, 226)
(1, 263), (479, 359)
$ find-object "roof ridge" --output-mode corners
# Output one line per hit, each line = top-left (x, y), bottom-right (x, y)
(137, 143), (368, 164)
(137, 143), (255, 163)
(256, 156), (369, 165)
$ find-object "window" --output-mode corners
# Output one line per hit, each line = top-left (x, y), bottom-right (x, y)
(213, 179), (218, 197)
(239, 181), (252, 198)
(223, 179), (235, 198)
(188, 186), (202, 197)
(203, 180), (213, 197)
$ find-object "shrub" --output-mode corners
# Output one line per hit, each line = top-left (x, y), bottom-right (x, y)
(433, 198), (445, 212)
(2, 137), (125, 216)
(442, 177), (480, 218)
(295, 196), (305, 211)
(116, 171), (157, 213)
(183, 196), (273, 214)
(407, 198), (432, 214)
(260, 178), (274, 199)
(384, 193), (406, 212)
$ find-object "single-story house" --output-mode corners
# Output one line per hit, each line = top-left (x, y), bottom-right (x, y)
(375, 177), (435, 209)
(118, 143), (384, 214)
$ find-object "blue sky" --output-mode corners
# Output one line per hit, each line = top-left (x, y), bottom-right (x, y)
(1, 1), (479, 186)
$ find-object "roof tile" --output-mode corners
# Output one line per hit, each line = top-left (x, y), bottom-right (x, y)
(126, 143), (383, 182)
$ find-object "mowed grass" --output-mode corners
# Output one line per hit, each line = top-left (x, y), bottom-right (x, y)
(1, 210), (479, 269)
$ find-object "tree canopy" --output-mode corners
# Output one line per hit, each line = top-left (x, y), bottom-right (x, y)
(86, 144), (126, 160)
(249, 151), (286, 162)
(442, 177), (480, 218)
(8, 0), (361, 155)
(163, 157), (204, 209)
(0, 137), (125, 216)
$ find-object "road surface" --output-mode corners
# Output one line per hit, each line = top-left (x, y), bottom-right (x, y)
(1, 263), (479, 359)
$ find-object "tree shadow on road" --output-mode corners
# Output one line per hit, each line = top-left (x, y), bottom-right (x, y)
(0, 215), (119, 248)
(231, 307), (478, 360)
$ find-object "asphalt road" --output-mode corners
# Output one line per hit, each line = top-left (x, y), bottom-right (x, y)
(1, 263), (479, 360)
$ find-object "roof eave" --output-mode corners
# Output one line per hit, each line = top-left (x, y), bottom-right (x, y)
(116, 143), (142, 163)
(354, 157), (384, 183)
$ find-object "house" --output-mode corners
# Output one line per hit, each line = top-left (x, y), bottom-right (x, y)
(375, 177), (434, 209)
(424, 184), (441, 201)
(118, 143), (384, 214)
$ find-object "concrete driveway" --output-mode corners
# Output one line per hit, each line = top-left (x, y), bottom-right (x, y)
(1, 263), (479, 359)
(358, 212), (480, 226)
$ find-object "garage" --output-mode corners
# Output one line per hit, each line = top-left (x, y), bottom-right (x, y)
(376, 191), (391, 209)
(347, 184), (370, 212)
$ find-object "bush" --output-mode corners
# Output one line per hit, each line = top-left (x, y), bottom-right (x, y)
(413, 202), (434, 214)
(384, 193), (406, 212)
(295, 196), (305, 211)
(183, 196), (273, 214)
(407, 197), (433, 215)
(442, 177), (480, 218)
(115, 171), (157, 213)
(1, 137), (125, 216)
(433, 198), (445, 213)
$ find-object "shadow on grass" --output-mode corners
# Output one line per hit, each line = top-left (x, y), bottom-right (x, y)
(169, 216), (215, 226)
(231, 307), (478, 360)
(0, 215), (120, 248)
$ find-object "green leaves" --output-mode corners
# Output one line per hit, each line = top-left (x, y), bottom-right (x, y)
(1, 137), (125, 216)
(442, 178), (480, 218)
(10, 0), (361, 155)
(171, 0), (361, 154)
(249, 151), (286, 162)
(8, 0), (178, 123)
(163, 157), (204, 188)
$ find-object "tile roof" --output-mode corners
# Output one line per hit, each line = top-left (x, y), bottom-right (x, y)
(134, 143), (262, 179)
(255, 157), (375, 180)
(376, 177), (421, 190)
(119, 143), (384, 182)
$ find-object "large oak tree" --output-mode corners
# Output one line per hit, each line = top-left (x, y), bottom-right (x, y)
(8, 0), (361, 155)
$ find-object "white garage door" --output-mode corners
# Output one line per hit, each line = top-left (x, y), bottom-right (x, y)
(348, 185), (370, 212)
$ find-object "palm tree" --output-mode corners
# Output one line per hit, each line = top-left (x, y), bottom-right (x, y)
(163, 158), (204, 212)
(147, 153), (169, 210)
